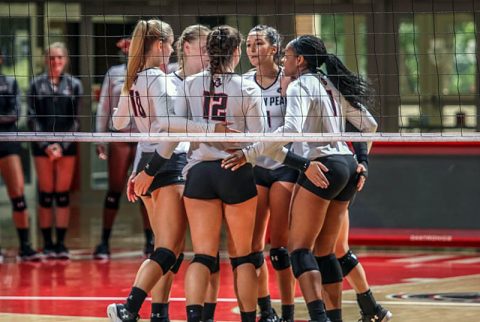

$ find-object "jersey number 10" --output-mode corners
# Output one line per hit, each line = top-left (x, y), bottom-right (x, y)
(203, 92), (228, 122)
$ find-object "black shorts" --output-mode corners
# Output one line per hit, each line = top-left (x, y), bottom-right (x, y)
(297, 154), (358, 202)
(183, 160), (257, 204)
(31, 142), (77, 157)
(136, 152), (187, 193)
(0, 141), (21, 158)
(254, 165), (299, 188)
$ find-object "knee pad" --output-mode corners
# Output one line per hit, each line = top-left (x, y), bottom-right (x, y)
(38, 191), (54, 208)
(230, 253), (257, 270)
(149, 247), (176, 274)
(338, 250), (359, 277)
(290, 248), (318, 278)
(104, 191), (121, 210)
(55, 191), (70, 208)
(192, 254), (218, 273)
(211, 252), (220, 274)
(11, 196), (27, 212)
(270, 247), (291, 271)
(250, 251), (265, 269)
(316, 253), (343, 284)
(170, 253), (184, 274)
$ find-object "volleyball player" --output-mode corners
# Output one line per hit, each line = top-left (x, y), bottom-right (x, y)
(27, 42), (83, 260)
(244, 25), (296, 322)
(107, 20), (229, 322)
(177, 25), (266, 322)
(0, 50), (40, 261)
(93, 38), (153, 260)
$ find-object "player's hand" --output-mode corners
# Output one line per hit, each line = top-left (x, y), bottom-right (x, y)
(356, 162), (368, 191)
(126, 172), (138, 202)
(305, 161), (329, 188)
(46, 143), (63, 161)
(96, 144), (107, 160)
(221, 149), (247, 171)
(214, 122), (241, 134)
(133, 171), (154, 197)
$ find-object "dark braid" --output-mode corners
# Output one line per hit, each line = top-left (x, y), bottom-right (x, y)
(207, 25), (243, 74)
(289, 35), (374, 109)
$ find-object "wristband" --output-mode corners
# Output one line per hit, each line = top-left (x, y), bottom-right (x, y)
(283, 150), (311, 172)
(358, 161), (368, 178)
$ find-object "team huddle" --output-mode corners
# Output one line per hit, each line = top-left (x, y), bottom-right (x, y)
(99, 18), (392, 322)
(0, 17), (391, 322)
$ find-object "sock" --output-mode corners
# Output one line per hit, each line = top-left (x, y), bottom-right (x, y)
(16, 228), (29, 247)
(258, 295), (273, 316)
(357, 289), (377, 315)
(41, 228), (53, 247)
(326, 308), (342, 322)
(56, 227), (67, 245)
(282, 304), (295, 321)
(186, 304), (203, 322)
(101, 228), (111, 245)
(307, 300), (328, 322)
(125, 286), (147, 314)
(202, 302), (217, 321)
(145, 229), (154, 244)
(151, 302), (169, 321)
(240, 311), (257, 322)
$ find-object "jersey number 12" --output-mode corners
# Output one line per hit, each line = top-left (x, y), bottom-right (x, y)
(203, 92), (228, 122)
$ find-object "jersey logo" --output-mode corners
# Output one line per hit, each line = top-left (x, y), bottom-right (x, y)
(213, 77), (222, 87)
(129, 90), (147, 118)
(203, 91), (228, 122)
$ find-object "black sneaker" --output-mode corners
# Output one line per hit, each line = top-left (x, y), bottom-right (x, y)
(43, 244), (57, 259)
(107, 303), (139, 322)
(19, 244), (42, 262)
(93, 242), (111, 260)
(143, 241), (154, 258)
(259, 309), (280, 322)
(359, 305), (392, 322)
(55, 243), (70, 260)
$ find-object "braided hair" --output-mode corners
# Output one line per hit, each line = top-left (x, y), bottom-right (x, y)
(289, 35), (374, 109)
(206, 25), (243, 74)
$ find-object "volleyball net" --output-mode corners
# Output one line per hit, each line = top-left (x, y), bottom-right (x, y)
(0, 0), (479, 143)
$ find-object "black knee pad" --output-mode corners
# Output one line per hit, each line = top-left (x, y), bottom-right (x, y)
(170, 253), (184, 274)
(38, 191), (54, 208)
(104, 191), (121, 210)
(11, 196), (27, 212)
(338, 250), (359, 277)
(270, 247), (291, 271)
(149, 247), (176, 274)
(316, 253), (343, 284)
(55, 191), (70, 208)
(211, 252), (220, 274)
(250, 251), (265, 269)
(192, 254), (218, 273)
(290, 248), (318, 278)
(230, 253), (256, 270)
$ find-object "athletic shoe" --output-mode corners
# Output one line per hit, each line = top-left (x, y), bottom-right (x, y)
(358, 305), (393, 322)
(93, 242), (111, 260)
(143, 241), (154, 258)
(19, 244), (42, 262)
(43, 244), (57, 259)
(259, 308), (280, 322)
(107, 303), (139, 322)
(55, 243), (70, 260)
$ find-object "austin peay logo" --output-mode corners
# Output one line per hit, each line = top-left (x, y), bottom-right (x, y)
(213, 77), (222, 87)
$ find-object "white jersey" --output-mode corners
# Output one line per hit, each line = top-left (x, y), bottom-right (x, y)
(244, 69), (287, 170)
(96, 64), (136, 133)
(113, 68), (207, 161)
(177, 70), (266, 176)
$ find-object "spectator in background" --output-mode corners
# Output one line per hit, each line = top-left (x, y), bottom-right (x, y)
(27, 42), (83, 260)
(93, 38), (153, 260)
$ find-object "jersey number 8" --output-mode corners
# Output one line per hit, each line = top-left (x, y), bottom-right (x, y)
(203, 92), (228, 122)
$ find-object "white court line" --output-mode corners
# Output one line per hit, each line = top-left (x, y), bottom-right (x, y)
(1, 296), (479, 308)
(445, 257), (480, 265)
(389, 255), (458, 263)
